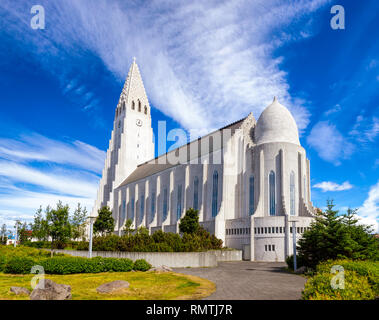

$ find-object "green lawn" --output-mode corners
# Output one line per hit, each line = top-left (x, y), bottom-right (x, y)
(0, 271), (215, 300)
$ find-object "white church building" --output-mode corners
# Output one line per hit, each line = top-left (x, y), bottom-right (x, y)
(92, 60), (316, 262)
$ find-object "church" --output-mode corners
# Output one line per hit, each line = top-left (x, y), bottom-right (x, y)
(92, 59), (316, 262)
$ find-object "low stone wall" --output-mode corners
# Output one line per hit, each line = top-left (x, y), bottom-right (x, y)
(53, 249), (242, 268)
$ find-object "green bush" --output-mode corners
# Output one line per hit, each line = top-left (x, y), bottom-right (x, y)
(4, 257), (37, 274)
(133, 259), (151, 271)
(285, 255), (306, 271)
(302, 270), (375, 300)
(315, 259), (379, 296)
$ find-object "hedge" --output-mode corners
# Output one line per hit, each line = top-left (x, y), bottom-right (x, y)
(302, 259), (379, 300)
(0, 245), (148, 275)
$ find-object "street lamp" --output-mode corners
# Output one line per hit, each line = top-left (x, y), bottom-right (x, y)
(289, 219), (299, 271)
(87, 216), (97, 259)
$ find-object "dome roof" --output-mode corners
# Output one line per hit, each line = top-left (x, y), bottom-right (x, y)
(255, 97), (300, 146)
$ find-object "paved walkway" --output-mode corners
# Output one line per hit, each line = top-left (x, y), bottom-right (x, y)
(174, 261), (306, 300)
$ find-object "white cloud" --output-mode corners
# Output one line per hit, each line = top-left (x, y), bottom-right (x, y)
(307, 121), (354, 165)
(313, 181), (353, 192)
(357, 181), (379, 233)
(0, 0), (330, 133)
(0, 133), (105, 173)
(0, 132), (105, 228)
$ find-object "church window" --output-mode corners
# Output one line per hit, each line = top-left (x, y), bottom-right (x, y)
(268, 245), (271, 251)
(138, 100), (141, 112)
(264, 227), (267, 234)
(272, 245), (275, 251)
(144, 106), (147, 114)
(212, 170), (219, 217)
(118, 121), (121, 128)
(132, 101), (135, 110)
(151, 191), (156, 222)
(130, 197), (135, 221)
(265, 245), (267, 251)
(122, 101), (125, 111)
(261, 227), (263, 234)
(276, 227), (278, 233)
(163, 188), (168, 221)
(193, 176), (199, 211)
(290, 171), (295, 216)
(249, 176), (254, 215)
(122, 200), (126, 224)
(269, 171), (276, 216)
(177, 184), (182, 221)
(140, 194), (145, 223)
(272, 227), (275, 233)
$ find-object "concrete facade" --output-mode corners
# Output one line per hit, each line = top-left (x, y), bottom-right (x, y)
(92, 60), (316, 262)
(52, 249), (242, 268)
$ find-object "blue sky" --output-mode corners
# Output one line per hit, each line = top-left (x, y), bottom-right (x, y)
(0, 0), (377, 231)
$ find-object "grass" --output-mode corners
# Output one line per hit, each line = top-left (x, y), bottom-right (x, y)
(0, 271), (215, 300)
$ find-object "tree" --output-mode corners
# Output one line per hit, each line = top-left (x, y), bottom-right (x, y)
(93, 206), (115, 236)
(46, 201), (72, 246)
(0, 224), (7, 244)
(297, 200), (379, 269)
(15, 221), (31, 244)
(70, 203), (88, 240)
(31, 206), (49, 241)
(179, 208), (200, 234)
(122, 219), (134, 235)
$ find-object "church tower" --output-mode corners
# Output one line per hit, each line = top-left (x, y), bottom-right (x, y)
(92, 59), (155, 217)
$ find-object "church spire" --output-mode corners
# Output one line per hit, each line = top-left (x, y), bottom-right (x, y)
(118, 57), (149, 108)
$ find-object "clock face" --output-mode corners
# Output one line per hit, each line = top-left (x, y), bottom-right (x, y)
(136, 119), (142, 127)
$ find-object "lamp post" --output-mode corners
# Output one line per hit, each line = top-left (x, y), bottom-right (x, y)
(87, 216), (97, 259)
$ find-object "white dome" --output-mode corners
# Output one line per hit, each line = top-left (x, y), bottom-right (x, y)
(255, 97), (300, 146)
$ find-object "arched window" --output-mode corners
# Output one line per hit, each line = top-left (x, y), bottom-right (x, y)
(177, 185), (182, 221)
(162, 187), (168, 221)
(140, 194), (145, 223)
(130, 197), (135, 221)
(249, 176), (254, 215)
(269, 171), (276, 216)
(151, 191), (156, 223)
(138, 100), (141, 112)
(144, 106), (147, 114)
(290, 171), (295, 216)
(212, 170), (219, 217)
(132, 101), (135, 110)
(193, 176), (199, 211)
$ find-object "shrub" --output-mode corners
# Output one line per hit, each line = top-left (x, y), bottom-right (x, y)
(285, 255), (306, 271)
(4, 257), (37, 274)
(133, 259), (151, 271)
(302, 270), (375, 300)
(99, 257), (134, 272)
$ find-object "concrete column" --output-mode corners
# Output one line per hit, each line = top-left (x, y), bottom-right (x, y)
(143, 179), (149, 228)
(250, 215), (255, 261)
(149, 176), (160, 234)
(134, 184), (138, 230)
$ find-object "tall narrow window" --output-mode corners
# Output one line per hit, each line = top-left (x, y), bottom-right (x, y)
(193, 176), (199, 211)
(140, 194), (145, 223)
(162, 188), (168, 221)
(151, 191), (156, 223)
(290, 171), (295, 216)
(122, 200), (126, 224)
(130, 197), (135, 221)
(177, 185), (182, 221)
(269, 171), (276, 216)
(132, 101), (135, 110)
(212, 170), (219, 217)
(138, 100), (141, 112)
(122, 101), (125, 111)
(249, 176), (255, 215)
(144, 106), (147, 114)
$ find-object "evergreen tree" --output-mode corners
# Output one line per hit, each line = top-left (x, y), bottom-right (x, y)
(122, 219), (134, 235)
(31, 206), (49, 241)
(297, 200), (379, 268)
(179, 208), (200, 234)
(93, 206), (115, 236)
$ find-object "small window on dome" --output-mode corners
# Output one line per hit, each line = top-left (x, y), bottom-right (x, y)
(144, 106), (147, 114)
(132, 101), (135, 110)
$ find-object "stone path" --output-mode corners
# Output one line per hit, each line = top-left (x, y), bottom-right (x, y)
(174, 261), (306, 300)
